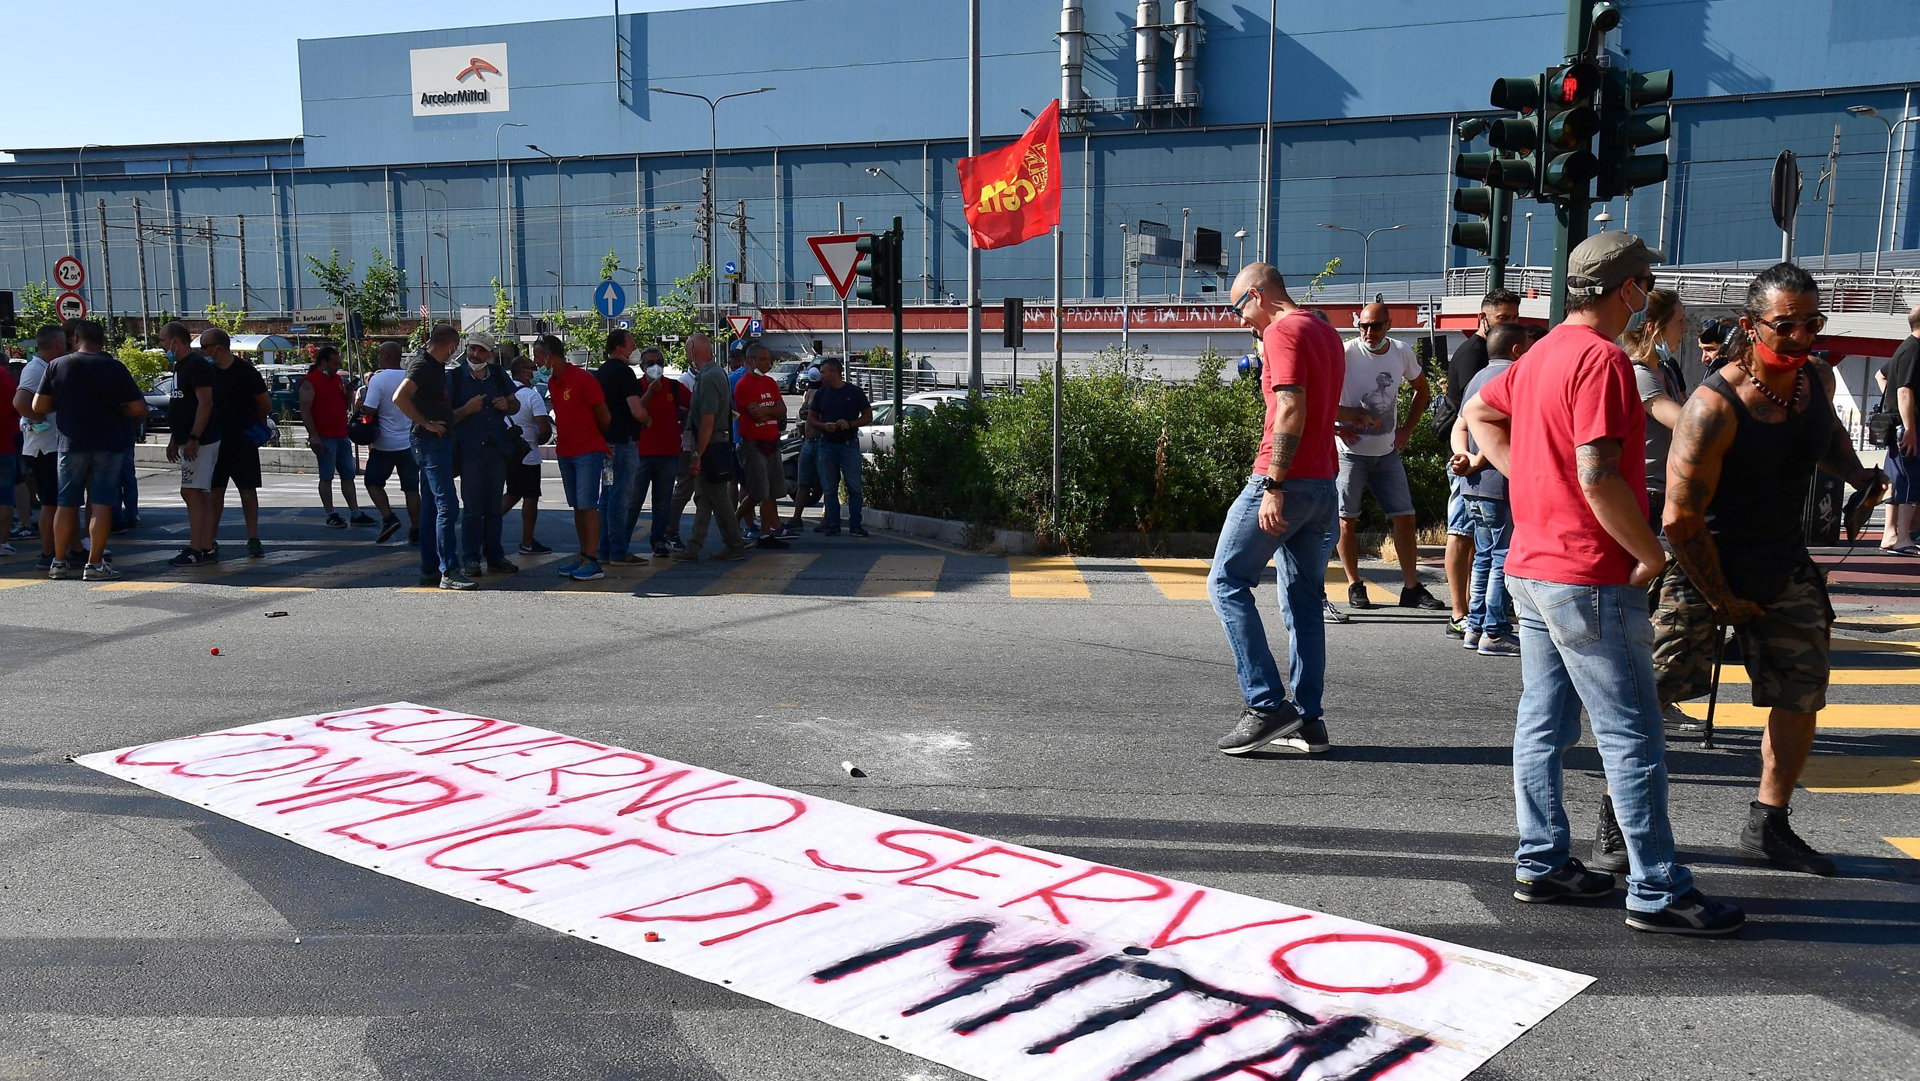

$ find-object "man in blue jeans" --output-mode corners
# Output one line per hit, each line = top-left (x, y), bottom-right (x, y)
(1207, 264), (1345, 757)
(1466, 231), (1742, 935)
(596, 330), (650, 564)
(1449, 322), (1530, 657)
(808, 357), (872, 538)
(32, 320), (147, 581)
(394, 325), (473, 590)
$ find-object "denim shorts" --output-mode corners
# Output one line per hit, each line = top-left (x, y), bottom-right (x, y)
(314, 436), (357, 483)
(1336, 449), (1414, 519)
(558, 452), (606, 510)
(56, 449), (126, 509)
(1445, 480), (1473, 537)
(797, 438), (822, 488)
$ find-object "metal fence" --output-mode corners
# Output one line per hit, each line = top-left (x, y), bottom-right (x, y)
(1445, 264), (1920, 315)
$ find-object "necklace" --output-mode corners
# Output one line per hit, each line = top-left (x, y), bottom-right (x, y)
(1738, 358), (1800, 410)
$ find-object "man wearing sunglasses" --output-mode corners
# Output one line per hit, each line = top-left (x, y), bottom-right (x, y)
(1207, 263), (1345, 756)
(1650, 261), (1888, 878)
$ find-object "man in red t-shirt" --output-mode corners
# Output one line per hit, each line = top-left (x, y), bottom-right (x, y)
(732, 343), (791, 548)
(1466, 231), (1740, 936)
(538, 335), (613, 581)
(1206, 263), (1344, 757)
(632, 345), (691, 557)
(300, 345), (372, 528)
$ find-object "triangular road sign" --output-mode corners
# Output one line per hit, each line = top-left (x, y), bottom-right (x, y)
(727, 315), (753, 339)
(808, 233), (865, 299)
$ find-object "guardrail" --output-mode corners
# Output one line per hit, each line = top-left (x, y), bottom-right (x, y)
(1445, 264), (1920, 314)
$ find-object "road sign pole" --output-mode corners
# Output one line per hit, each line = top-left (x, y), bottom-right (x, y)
(891, 219), (905, 435)
(837, 202), (850, 366)
(1052, 227), (1063, 543)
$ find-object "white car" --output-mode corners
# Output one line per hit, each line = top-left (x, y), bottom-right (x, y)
(860, 389), (973, 455)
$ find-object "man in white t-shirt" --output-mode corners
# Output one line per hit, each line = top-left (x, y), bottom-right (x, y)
(1332, 302), (1446, 616)
(13, 326), (69, 565)
(355, 342), (419, 544)
(500, 353), (553, 554)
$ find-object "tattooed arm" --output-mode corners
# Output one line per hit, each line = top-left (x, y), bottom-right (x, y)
(1257, 385), (1305, 536)
(1576, 438), (1667, 588)
(1663, 392), (1763, 622)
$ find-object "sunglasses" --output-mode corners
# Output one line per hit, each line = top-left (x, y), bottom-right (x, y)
(1230, 288), (1260, 315)
(1750, 313), (1828, 337)
(1356, 321), (1388, 331)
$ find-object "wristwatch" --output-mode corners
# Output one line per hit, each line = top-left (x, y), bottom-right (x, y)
(1260, 476), (1284, 493)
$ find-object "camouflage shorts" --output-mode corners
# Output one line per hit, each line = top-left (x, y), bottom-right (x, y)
(1651, 560), (1832, 714)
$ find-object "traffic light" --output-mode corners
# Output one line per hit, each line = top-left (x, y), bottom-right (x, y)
(1596, 68), (1673, 200)
(1451, 185), (1512, 262)
(1540, 62), (1601, 199)
(1487, 74), (1543, 196)
(855, 228), (901, 311)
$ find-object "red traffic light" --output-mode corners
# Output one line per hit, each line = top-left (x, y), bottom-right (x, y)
(1556, 63), (1599, 105)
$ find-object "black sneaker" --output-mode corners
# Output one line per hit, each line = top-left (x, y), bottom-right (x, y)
(1738, 802), (1837, 876)
(651, 545), (671, 559)
(350, 512), (377, 526)
(1625, 888), (1745, 936)
(1347, 582), (1375, 610)
(1269, 718), (1331, 755)
(1445, 616), (1468, 638)
(520, 540), (553, 554)
(247, 539), (264, 558)
(1400, 584), (1447, 610)
(325, 513), (348, 529)
(418, 572), (440, 587)
(666, 536), (686, 551)
(376, 518), (403, 544)
(848, 525), (870, 538)
(1513, 857), (1617, 903)
(1216, 708), (1303, 755)
(203, 545), (221, 563)
(487, 559), (520, 575)
(756, 535), (791, 549)
(822, 526), (841, 537)
(1590, 795), (1629, 875)
(168, 548), (206, 568)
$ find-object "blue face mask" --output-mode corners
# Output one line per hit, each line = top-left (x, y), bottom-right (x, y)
(1621, 280), (1650, 337)
(162, 348), (176, 362)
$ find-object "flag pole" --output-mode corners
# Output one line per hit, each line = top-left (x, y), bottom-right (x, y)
(1052, 227), (1064, 543)
(966, 0), (983, 394)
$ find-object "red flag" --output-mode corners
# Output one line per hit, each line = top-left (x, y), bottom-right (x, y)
(957, 100), (1062, 250)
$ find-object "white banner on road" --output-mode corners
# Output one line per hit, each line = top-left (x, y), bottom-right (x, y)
(78, 705), (1590, 1081)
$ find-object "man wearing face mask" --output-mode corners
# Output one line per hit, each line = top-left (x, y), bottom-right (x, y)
(1650, 262), (1888, 877)
(158, 322), (221, 566)
(448, 332), (520, 580)
(1332, 302), (1442, 615)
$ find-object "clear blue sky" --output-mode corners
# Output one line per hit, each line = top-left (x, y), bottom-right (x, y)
(0, 0), (770, 153)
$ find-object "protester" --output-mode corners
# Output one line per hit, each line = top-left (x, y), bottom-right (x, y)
(808, 356), (872, 539)
(15, 326), (68, 565)
(355, 341), (419, 545)
(1331, 302), (1444, 616)
(1878, 306), (1920, 555)
(394, 324), (469, 589)
(501, 354), (553, 555)
(1207, 262), (1343, 757)
(1449, 322), (1530, 656)
(300, 344), (372, 528)
(664, 362), (701, 553)
(1697, 321), (1727, 368)
(31, 320), (146, 581)
(595, 330), (650, 565)
(206, 328), (271, 559)
(0, 355), (15, 551)
(785, 365), (825, 535)
(1651, 263), (1888, 877)
(541, 333), (613, 580)
(447, 332), (519, 579)
(1443, 289), (1521, 637)
(734, 343), (791, 549)
(632, 346), (689, 558)
(1466, 231), (1742, 934)
(674, 333), (750, 561)
(1622, 289), (1688, 532)
(159, 322), (222, 566)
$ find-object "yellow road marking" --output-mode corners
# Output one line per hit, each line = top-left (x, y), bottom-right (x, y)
(1676, 702), (1920, 729)
(89, 581), (181, 593)
(244, 586), (318, 594)
(857, 554), (944, 598)
(268, 549), (417, 590)
(554, 554), (678, 593)
(1884, 838), (1920, 859)
(1837, 614), (1920, 629)
(195, 549), (328, 578)
(1137, 558), (1211, 601)
(1007, 555), (1090, 599)
(0, 579), (47, 590)
(700, 553), (818, 596)
(1714, 667), (1920, 685)
(1833, 637), (1920, 656)
(1800, 757), (1920, 794)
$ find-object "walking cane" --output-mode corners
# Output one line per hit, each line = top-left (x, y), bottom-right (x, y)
(1701, 625), (1726, 751)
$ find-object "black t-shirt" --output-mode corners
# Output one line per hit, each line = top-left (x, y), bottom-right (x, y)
(811, 382), (871, 444)
(1445, 334), (1490, 412)
(1885, 336), (1920, 414)
(213, 357), (269, 433)
(596, 359), (643, 444)
(404, 351), (456, 434)
(44, 351), (142, 453)
(170, 351), (223, 445)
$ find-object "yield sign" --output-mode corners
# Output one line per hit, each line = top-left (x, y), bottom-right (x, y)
(808, 233), (864, 299)
(727, 315), (754, 339)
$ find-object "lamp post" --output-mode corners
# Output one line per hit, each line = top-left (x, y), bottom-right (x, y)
(1593, 208), (1613, 232)
(648, 85), (775, 336)
(76, 144), (102, 299)
(1317, 221), (1406, 299)
(1524, 212), (1534, 267)
(1233, 227), (1247, 276)
(1, 193), (51, 280)
(1117, 222), (1131, 351)
(494, 122), (528, 297)
(1844, 106), (1920, 272)
(287, 134), (326, 310)
(394, 171), (451, 321)
(1178, 206), (1191, 300)
(525, 145), (567, 311)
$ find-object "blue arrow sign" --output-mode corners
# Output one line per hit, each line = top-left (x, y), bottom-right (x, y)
(723, 261), (738, 277)
(594, 279), (627, 319)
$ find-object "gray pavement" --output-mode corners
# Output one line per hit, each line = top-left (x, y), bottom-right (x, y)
(2, 477), (1919, 1080)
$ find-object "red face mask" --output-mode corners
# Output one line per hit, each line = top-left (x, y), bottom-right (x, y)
(1749, 334), (1809, 373)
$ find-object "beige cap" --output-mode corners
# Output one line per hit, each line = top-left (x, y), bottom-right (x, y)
(1566, 231), (1664, 296)
(463, 330), (497, 352)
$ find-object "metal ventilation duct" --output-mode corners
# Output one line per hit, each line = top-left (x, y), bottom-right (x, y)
(1172, 0), (1199, 105)
(1136, 0), (1161, 106)
(1060, 0), (1086, 107)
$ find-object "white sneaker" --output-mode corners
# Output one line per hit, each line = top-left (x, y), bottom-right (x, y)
(1462, 629), (1481, 650)
(1322, 599), (1350, 624)
(1663, 704), (1702, 731)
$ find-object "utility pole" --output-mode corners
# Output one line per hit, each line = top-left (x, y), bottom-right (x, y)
(133, 199), (151, 337)
(700, 169), (714, 327)
(237, 215), (248, 312)
(837, 201), (850, 363)
(734, 197), (747, 305)
(965, 0), (982, 393)
(96, 199), (113, 329)
(205, 216), (216, 312)
(1817, 123), (1841, 269)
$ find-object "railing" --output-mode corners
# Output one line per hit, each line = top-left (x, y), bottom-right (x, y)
(1445, 264), (1920, 315)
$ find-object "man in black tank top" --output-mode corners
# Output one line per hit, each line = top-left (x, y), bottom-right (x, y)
(1650, 263), (1888, 876)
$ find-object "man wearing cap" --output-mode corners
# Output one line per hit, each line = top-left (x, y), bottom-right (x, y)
(1649, 262), (1887, 876)
(1466, 232), (1743, 935)
(784, 364), (826, 535)
(447, 330), (520, 580)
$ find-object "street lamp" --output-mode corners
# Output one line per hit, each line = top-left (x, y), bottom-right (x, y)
(494, 121), (528, 295)
(396, 172), (452, 321)
(1, 193), (51, 280)
(1233, 228), (1247, 276)
(76, 144), (102, 293)
(287, 134), (326, 310)
(1318, 222), (1407, 298)
(1593, 207), (1613, 231)
(526, 144), (566, 311)
(1179, 207), (1191, 300)
(1844, 105), (1920, 272)
(648, 85), (776, 336)
(1524, 212), (1534, 267)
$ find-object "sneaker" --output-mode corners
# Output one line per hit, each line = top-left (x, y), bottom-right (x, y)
(652, 545), (672, 559)
(822, 526), (841, 537)
(520, 540), (553, 554)
(110, 521), (132, 535)
(1625, 888), (1746, 936)
(47, 559), (76, 580)
(462, 562), (485, 578)
(487, 559), (520, 574)
(1269, 718), (1332, 755)
(439, 571), (478, 590)
(350, 512), (377, 526)
(7, 525), (33, 540)
(1590, 795), (1629, 875)
(555, 558), (583, 577)
(168, 548), (206, 567)
(34, 554), (53, 570)
(203, 545), (221, 563)
(849, 525), (870, 538)
(1445, 616), (1468, 639)
(1462, 629), (1481, 650)
(417, 572), (440, 587)
(1216, 708), (1303, 755)
(1513, 857), (1616, 903)
(1347, 582), (1374, 610)
(666, 536), (686, 551)
(83, 562), (119, 581)
(570, 559), (605, 581)
(1322, 598), (1350, 624)
(741, 526), (761, 544)
(1400, 583), (1447, 610)
(714, 546), (749, 561)
(611, 553), (649, 565)
(778, 527), (803, 540)
(247, 539), (264, 558)
(1662, 704), (1702, 733)
(1738, 802), (1837, 876)
(1477, 636), (1520, 657)
(670, 549), (702, 563)
(325, 513), (348, 529)
(376, 518), (403, 544)
(0, 542), (13, 555)
(755, 536), (791, 550)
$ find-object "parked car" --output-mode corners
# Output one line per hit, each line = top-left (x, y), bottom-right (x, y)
(859, 389), (972, 456)
(771, 359), (809, 393)
(144, 373), (175, 432)
(258, 363), (362, 420)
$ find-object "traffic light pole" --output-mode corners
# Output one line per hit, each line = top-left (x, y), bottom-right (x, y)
(1550, 0), (1601, 324)
(891, 217), (905, 434)
(1488, 187), (1512, 292)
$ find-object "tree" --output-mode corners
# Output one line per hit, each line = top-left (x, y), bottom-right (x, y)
(491, 277), (512, 337)
(203, 302), (245, 336)
(626, 264), (726, 365)
(13, 281), (61, 338)
(305, 247), (405, 362)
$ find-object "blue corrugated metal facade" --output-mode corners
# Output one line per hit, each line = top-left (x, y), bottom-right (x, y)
(3, 0), (1918, 318)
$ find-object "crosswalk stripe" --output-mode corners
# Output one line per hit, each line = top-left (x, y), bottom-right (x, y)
(1837, 614), (1920, 629)
(1007, 555), (1090, 599)
(857, 554), (944, 598)
(193, 549), (330, 578)
(1884, 838), (1920, 858)
(0, 578), (46, 590)
(90, 581), (182, 593)
(550, 554), (677, 593)
(1676, 702), (1920, 729)
(700, 553), (818, 596)
(267, 549), (417, 590)
(1136, 558), (1210, 601)
(1799, 756), (1920, 793)
(1714, 667), (1920, 685)
(1833, 637), (1920, 656)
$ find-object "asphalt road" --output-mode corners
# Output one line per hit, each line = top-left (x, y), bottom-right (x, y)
(2, 472), (1918, 1081)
